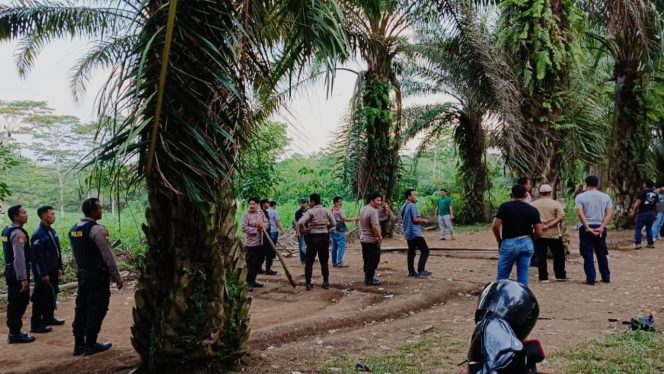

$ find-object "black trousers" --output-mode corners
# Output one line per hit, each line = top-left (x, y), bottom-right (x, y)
(304, 233), (329, 284)
(245, 245), (264, 285)
(407, 237), (430, 273)
(5, 271), (30, 335)
(361, 242), (381, 281)
(31, 271), (59, 328)
(72, 270), (110, 347)
(534, 238), (566, 280)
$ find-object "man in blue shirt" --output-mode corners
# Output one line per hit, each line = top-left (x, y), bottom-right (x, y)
(400, 189), (432, 277)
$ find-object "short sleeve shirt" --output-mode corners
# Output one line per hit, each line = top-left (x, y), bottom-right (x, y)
(530, 197), (564, 239)
(267, 207), (280, 232)
(360, 205), (380, 243)
(495, 200), (541, 239)
(437, 196), (452, 216)
(575, 190), (613, 226)
(400, 202), (423, 240)
(637, 189), (658, 213)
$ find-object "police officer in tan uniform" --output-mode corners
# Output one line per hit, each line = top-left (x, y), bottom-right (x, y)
(296, 193), (336, 290)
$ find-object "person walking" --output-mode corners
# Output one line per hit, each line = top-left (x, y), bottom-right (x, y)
(360, 192), (383, 286)
(69, 198), (123, 356)
(530, 184), (566, 282)
(575, 176), (613, 285)
(30, 206), (65, 333)
(296, 193), (336, 290)
(630, 180), (659, 249)
(294, 199), (307, 265)
(330, 196), (359, 268)
(652, 183), (664, 241)
(492, 185), (543, 287)
(434, 188), (455, 240)
(2, 205), (36, 344)
(400, 189), (432, 277)
(241, 197), (268, 291)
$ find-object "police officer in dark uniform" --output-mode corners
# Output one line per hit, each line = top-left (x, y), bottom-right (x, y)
(2, 205), (36, 343)
(69, 198), (123, 356)
(30, 205), (66, 332)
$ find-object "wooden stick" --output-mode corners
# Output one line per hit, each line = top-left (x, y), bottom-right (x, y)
(262, 230), (296, 288)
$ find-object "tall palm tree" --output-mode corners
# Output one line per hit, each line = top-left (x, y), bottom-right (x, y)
(587, 0), (662, 226)
(1, 0), (347, 371)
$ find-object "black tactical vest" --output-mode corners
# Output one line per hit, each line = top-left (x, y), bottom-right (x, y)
(69, 221), (105, 271)
(2, 225), (31, 274)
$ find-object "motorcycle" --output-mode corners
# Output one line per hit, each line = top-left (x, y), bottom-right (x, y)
(466, 280), (546, 374)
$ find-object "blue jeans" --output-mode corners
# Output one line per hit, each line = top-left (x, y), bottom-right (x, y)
(652, 212), (664, 239)
(579, 225), (610, 284)
(635, 211), (656, 246)
(330, 230), (346, 265)
(496, 236), (533, 287)
(298, 235), (306, 263)
(270, 231), (279, 246)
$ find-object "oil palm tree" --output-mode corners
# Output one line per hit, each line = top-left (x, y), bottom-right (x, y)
(1, 0), (347, 371)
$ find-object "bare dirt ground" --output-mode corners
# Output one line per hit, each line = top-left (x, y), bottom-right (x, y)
(1, 227), (663, 373)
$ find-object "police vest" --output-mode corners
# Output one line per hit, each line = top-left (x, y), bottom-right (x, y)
(2, 226), (31, 274)
(69, 221), (105, 271)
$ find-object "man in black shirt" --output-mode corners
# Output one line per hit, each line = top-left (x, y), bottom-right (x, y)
(492, 184), (543, 287)
(630, 179), (659, 249)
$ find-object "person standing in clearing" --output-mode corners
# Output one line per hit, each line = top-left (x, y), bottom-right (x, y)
(265, 200), (284, 275)
(294, 199), (307, 265)
(575, 175), (613, 285)
(330, 196), (359, 268)
(434, 188), (454, 240)
(630, 180), (659, 249)
(241, 197), (268, 291)
(517, 177), (534, 204)
(530, 184), (566, 282)
(400, 189), (432, 277)
(652, 183), (664, 241)
(296, 193), (336, 290)
(360, 192), (383, 286)
(492, 184), (543, 287)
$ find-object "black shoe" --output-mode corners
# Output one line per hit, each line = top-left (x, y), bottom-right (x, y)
(264, 269), (278, 276)
(258, 269), (265, 274)
(48, 318), (66, 326)
(418, 270), (432, 277)
(601, 279), (611, 284)
(408, 272), (420, 277)
(73, 345), (85, 356)
(365, 278), (381, 286)
(252, 282), (264, 288)
(306, 283), (314, 290)
(8, 332), (35, 344)
(30, 325), (52, 334)
(322, 282), (330, 289)
(84, 342), (112, 356)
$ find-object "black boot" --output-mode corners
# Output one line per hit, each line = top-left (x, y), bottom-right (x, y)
(322, 277), (330, 289)
(84, 342), (112, 356)
(8, 332), (35, 344)
(73, 336), (85, 356)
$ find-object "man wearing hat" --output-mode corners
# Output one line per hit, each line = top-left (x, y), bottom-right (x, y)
(294, 199), (308, 265)
(530, 184), (566, 282)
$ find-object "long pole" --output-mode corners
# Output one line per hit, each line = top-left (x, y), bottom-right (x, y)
(262, 229), (296, 288)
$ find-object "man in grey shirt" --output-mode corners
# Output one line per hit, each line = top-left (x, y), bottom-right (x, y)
(575, 176), (613, 285)
(360, 192), (383, 286)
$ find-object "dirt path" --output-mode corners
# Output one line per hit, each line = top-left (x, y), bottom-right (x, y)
(1, 228), (663, 373)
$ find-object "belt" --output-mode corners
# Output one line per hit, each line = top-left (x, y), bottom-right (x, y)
(504, 235), (531, 240)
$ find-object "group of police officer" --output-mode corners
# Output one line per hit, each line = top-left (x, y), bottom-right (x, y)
(2, 198), (123, 356)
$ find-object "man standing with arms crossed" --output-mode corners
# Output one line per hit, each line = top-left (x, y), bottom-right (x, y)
(360, 192), (383, 286)
(296, 193), (336, 290)
(530, 184), (567, 282)
(575, 176), (613, 285)
(434, 188), (454, 240)
(30, 205), (66, 333)
(69, 198), (123, 356)
(2, 205), (35, 344)
(400, 189), (432, 277)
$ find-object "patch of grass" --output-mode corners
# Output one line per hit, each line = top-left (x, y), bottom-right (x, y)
(547, 330), (664, 374)
(314, 332), (466, 374)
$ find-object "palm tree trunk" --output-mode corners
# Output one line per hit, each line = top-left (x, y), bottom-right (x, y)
(56, 157), (65, 218)
(609, 62), (647, 228)
(131, 183), (250, 372)
(456, 113), (488, 223)
(360, 72), (398, 203)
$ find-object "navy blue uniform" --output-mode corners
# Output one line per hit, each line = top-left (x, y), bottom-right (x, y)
(30, 223), (63, 328)
(2, 225), (31, 335)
